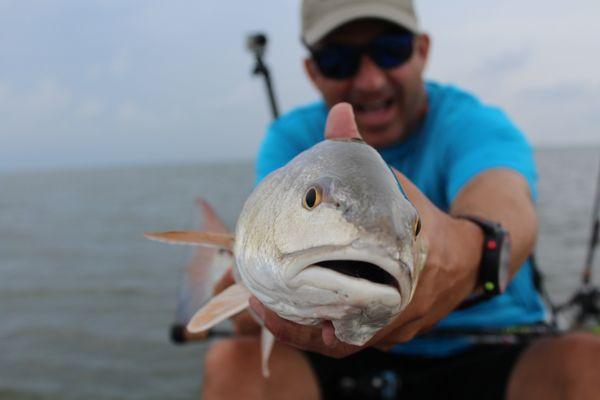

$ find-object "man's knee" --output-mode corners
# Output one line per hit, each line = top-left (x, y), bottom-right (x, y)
(508, 332), (600, 400)
(203, 338), (261, 385)
(552, 333), (600, 386)
(202, 338), (270, 400)
(202, 337), (321, 400)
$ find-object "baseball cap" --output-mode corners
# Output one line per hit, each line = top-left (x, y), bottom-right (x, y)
(301, 0), (420, 46)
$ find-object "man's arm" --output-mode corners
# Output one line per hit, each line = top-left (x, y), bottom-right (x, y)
(394, 166), (538, 302)
(374, 167), (537, 348)
(450, 168), (538, 277)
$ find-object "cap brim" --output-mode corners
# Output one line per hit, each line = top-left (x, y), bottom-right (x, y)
(304, 4), (420, 46)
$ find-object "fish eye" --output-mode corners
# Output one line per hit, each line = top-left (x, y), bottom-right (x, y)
(414, 218), (421, 236)
(303, 186), (322, 210)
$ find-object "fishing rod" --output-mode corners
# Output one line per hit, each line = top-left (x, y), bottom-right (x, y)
(554, 154), (600, 328)
(421, 323), (559, 345)
(581, 157), (600, 287)
(246, 33), (280, 120)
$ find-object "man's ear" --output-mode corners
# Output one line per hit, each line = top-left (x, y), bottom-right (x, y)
(304, 57), (320, 86)
(415, 34), (431, 64)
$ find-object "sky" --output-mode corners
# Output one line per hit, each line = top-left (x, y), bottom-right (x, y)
(1, 0), (599, 171)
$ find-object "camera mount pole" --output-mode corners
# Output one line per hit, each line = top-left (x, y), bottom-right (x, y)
(246, 33), (280, 120)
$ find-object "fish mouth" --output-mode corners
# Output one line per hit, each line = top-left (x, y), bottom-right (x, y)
(283, 243), (407, 301)
(310, 260), (399, 291)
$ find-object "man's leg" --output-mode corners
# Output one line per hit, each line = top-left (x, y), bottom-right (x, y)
(201, 336), (321, 400)
(507, 332), (600, 399)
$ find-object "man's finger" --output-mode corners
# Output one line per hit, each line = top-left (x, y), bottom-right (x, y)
(250, 297), (321, 346)
(248, 296), (267, 321)
(321, 320), (336, 347)
(324, 103), (362, 140)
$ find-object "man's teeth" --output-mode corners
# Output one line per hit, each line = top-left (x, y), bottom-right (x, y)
(356, 99), (392, 112)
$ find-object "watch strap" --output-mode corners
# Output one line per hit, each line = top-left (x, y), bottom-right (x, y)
(457, 215), (507, 299)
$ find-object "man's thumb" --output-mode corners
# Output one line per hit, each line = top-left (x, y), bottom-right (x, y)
(324, 103), (362, 140)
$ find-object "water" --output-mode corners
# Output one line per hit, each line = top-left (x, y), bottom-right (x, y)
(1, 148), (599, 399)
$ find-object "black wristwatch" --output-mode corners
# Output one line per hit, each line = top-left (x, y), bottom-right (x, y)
(458, 215), (511, 298)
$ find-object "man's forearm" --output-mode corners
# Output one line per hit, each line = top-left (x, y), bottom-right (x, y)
(449, 168), (538, 279)
(394, 167), (537, 298)
(370, 168), (538, 349)
(393, 171), (481, 299)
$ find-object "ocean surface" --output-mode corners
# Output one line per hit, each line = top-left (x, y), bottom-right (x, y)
(1, 147), (599, 399)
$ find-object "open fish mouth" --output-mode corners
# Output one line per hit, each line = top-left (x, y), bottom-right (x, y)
(283, 256), (405, 311)
(282, 244), (407, 303)
(310, 260), (399, 291)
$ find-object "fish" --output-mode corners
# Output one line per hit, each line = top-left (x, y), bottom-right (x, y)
(145, 138), (427, 376)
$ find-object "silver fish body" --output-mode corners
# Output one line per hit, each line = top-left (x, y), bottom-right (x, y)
(234, 139), (425, 345)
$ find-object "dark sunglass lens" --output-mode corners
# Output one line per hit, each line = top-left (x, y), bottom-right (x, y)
(370, 35), (413, 69)
(313, 45), (360, 79)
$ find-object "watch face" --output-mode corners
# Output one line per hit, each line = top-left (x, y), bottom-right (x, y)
(498, 234), (511, 292)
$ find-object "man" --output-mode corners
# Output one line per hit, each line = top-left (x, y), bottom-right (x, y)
(201, 1), (600, 399)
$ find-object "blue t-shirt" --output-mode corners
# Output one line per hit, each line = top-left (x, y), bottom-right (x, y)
(255, 81), (549, 357)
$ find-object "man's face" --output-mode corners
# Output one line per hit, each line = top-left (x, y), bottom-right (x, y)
(305, 20), (430, 148)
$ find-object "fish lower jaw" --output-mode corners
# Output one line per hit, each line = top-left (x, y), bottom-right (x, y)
(258, 266), (403, 333)
(287, 265), (402, 307)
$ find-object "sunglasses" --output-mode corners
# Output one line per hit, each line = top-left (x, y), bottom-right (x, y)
(308, 33), (414, 80)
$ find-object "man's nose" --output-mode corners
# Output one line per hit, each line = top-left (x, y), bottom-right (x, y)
(352, 54), (386, 92)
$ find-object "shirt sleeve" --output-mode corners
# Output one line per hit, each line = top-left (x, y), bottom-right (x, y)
(444, 106), (538, 203)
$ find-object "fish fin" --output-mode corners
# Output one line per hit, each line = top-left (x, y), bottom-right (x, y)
(196, 197), (230, 234)
(260, 327), (275, 378)
(186, 283), (250, 332)
(172, 199), (234, 339)
(144, 231), (234, 250)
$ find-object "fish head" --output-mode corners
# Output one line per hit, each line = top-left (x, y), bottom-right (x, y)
(235, 139), (425, 345)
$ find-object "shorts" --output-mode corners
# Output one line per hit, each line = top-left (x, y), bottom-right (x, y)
(305, 344), (529, 400)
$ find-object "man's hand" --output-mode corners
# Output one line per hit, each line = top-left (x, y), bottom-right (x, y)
(372, 168), (484, 348)
(249, 297), (364, 358)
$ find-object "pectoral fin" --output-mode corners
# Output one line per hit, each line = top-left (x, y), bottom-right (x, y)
(187, 283), (250, 333)
(260, 327), (275, 378)
(144, 231), (234, 251)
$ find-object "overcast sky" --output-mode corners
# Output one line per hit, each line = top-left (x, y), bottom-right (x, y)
(1, 0), (599, 171)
